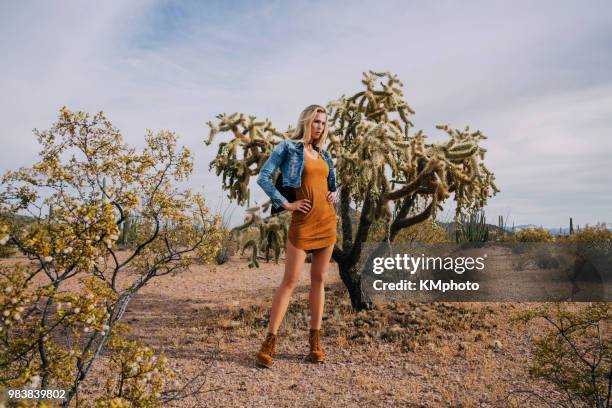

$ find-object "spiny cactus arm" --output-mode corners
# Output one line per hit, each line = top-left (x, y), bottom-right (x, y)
(205, 113), (249, 145)
(241, 239), (259, 268)
(230, 217), (256, 236)
(346, 91), (366, 103)
(206, 113), (289, 206)
(326, 131), (343, 158)
(385, 159), (439, 201)
(266, 228), (283, 264)
(204, 120), (219, 146)
(268, 127), (290, 140)
(263, 231), (272, 262)
(245, 150), (267, 176)
(258, 223), (265, 247)
(230, 126), (251, 145)
(260, 200), (271, 213)
(230, 207), (263, 243)
(273, 235), (281, 264)
(414, 176), (442, 195)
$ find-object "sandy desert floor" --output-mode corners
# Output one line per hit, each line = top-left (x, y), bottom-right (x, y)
(62, 252), (565, 408)
(2, 250), (579, 407)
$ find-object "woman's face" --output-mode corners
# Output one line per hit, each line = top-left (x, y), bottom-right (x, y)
(310, 111), (326, 142)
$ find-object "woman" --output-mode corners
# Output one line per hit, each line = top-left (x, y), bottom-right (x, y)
(255, 104), (338, 368)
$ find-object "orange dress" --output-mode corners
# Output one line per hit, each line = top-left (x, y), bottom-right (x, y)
(288, 151), (337, 251)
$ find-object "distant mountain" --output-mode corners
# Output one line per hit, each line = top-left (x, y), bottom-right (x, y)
(514, 224), (541, 231)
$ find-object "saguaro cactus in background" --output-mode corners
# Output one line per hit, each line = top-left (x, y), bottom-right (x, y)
(206, 71), (499, 310)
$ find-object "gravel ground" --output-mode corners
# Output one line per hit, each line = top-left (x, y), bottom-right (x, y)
(76, 255), (558, 407)
(7, 253), (561, 407)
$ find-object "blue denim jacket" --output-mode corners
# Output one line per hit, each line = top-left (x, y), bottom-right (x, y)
(257, 140), (337, 210)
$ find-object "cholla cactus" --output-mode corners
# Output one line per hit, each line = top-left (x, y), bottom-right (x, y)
(206, 70), (499, 310)
(205, 114), (296, 263)
(329, 71), (498, 222)
(327, 71), (498, 309)
(232, 204), (290, 268)
(205, 113), (292, 206)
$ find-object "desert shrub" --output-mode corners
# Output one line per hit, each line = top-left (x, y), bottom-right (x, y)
(96, 324), (176, 407)
(0, 224), (13, 258)
(214, 247), (231, 265)
(396, 219), (448, 243)
(565, 224), (612, 282)
(0, 108), (222, 406)
(566, 223), (612, 243)
(0, 243), (14, 258)
(515, 227), (553, 242)
(210, 224), (236, 265)
(369, 218), (448, 244)
(516, 303), (611, 407)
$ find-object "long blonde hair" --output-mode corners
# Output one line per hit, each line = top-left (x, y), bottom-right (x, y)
(291, 104), (328, 147)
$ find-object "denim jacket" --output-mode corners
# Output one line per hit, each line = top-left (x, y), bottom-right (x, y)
(256, 140), (337, 210)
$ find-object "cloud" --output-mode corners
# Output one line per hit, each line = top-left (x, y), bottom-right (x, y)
(1, 0), (611, 228)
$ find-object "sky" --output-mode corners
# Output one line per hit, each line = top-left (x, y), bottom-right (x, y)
(1, 0), (611, 229)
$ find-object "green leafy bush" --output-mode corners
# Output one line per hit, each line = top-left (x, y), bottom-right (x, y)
(516, 303), (611, 407)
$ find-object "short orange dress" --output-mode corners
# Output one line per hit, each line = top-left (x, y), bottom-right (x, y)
(288, 150), (337, 251)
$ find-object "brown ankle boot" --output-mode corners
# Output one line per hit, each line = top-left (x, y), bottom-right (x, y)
(308, 329), (324, 363)
(256, 332), (276, 368)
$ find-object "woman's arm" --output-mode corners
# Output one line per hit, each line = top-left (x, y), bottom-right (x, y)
(256, 141), (290, 210)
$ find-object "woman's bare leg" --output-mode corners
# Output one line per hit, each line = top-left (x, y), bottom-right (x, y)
(309, 244), (334, 330)
(266, 239), (307, 335)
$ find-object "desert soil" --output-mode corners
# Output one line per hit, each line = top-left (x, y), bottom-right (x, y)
(3, 252), (565, 407)
(72, 254), (558, 407)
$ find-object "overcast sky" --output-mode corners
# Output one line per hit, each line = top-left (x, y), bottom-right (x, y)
(1, 0), (611, 228)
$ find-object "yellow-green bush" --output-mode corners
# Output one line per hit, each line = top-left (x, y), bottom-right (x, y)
(394, 219), (448, 243)
(516, 303), (611, 406)
(214, 226), (237, 265)
(97, 324), (176, 407)
(0, 108), (222, 406)
(368, 218), (448, 244)
(566, 223), (612, 242)
(514, 227), (553, 242)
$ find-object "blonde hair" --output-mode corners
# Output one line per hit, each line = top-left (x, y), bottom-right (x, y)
(291, 104), (328, 147)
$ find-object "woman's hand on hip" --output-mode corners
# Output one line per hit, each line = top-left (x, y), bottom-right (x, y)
(326, 191), (337, 203)
(282, 199), (311, 214)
